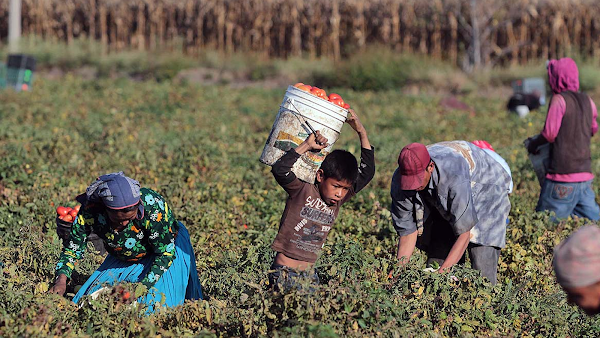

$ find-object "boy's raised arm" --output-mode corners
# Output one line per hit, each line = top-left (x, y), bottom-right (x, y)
(347, 109), (371, 150)
(346, 109), (375, 193)
(271, 148), (301, 187)
(271, 131), (328, 188)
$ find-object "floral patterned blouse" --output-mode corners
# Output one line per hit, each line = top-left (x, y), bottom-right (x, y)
(55, 188), (179, 289)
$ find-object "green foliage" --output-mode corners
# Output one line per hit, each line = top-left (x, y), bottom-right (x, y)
(313, 48), (417, 91)
(1, 75), (600, 336)
(578, 63), (600, 93)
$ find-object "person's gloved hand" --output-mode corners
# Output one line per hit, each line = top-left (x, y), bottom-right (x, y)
(527, 138), (540, 154)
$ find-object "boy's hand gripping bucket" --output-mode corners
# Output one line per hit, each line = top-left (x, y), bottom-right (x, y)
(260, 85), (348, 183)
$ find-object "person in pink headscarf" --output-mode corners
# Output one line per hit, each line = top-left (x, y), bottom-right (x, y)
(553, 225), (600, 316)
(526, 58), (600, 221)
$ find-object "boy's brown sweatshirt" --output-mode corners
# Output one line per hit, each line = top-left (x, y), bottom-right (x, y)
(270, 147), (375, 263)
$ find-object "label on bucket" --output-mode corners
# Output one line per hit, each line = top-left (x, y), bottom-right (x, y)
(273, 130), (328, 165)
(260, 85), (346, 183)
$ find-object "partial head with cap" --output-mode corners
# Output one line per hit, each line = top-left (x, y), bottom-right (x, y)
(397, 143), (435, 191)
(553, 225), (600, 316)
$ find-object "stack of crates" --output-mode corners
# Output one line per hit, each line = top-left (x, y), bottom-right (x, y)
(0, 62), (6, 89)
(5, 54), (36, 92)
(511, 77), (546, 105)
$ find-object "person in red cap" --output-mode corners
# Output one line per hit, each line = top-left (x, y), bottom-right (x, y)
(390, 141), (513, 284)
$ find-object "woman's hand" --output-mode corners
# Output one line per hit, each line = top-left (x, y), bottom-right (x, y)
(49, 274), (68, 296)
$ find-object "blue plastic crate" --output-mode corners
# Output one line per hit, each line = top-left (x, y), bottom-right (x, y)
(512, 77), (546, 105)
(0, 63), (6, 89)
(6, 54), (36, 92)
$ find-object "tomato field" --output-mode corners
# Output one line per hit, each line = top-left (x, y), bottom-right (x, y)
(1, 74), (600, 337)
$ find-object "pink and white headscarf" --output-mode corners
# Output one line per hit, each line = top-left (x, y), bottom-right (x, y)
(553, 225), (600, 288)
(472, 140), (495, 152)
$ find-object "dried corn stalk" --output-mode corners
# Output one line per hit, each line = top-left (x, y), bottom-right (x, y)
(0, 0), (597, 66)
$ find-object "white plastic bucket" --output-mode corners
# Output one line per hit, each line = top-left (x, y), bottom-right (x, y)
(260, 85), (348, 183)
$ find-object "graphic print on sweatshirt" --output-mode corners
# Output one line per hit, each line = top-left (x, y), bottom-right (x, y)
(290, 195), (335, 254)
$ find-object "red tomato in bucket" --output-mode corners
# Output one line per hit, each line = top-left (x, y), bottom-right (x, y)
(328, 93), (342, 101)
(330, 98), (345, 108)
(310, 87), (327, 99)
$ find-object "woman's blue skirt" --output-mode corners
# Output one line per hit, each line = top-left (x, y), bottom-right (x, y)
(72, 222), (203, 313)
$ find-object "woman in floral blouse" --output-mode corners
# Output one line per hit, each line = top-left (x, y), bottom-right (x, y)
(49, 172), (203, 312)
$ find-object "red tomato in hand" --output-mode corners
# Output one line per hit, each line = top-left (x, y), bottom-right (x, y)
(57, 206), (69, 216)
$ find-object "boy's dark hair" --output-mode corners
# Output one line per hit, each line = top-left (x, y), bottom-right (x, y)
(320, 150), (358, 183)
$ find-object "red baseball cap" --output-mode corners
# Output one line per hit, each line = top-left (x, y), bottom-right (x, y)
(398, 143), (431, 190)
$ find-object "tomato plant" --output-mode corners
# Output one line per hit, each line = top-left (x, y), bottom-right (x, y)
(1, 74), (599, 337)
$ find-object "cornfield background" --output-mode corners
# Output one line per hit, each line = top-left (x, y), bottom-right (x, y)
(0, 0), (599, 67)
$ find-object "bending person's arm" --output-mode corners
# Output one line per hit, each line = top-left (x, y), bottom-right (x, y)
(397, 230), (418, 265)
(439, 179), (478, 271)
(141, 195), (178, 290)
(438, 231), (471, 272)
(50, 212), (89, 295)
(390, 169), (419, 264)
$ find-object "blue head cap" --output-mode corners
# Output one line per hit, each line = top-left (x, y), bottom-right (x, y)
(85, 172), (141, 209)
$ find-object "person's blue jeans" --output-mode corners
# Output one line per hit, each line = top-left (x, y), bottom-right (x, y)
(536, 179), (600, 221)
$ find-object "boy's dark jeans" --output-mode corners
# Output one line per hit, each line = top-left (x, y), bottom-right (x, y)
(268, 263), (319, 292)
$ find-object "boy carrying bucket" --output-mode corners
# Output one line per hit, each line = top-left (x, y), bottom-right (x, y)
(269, 109), (375, 290)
